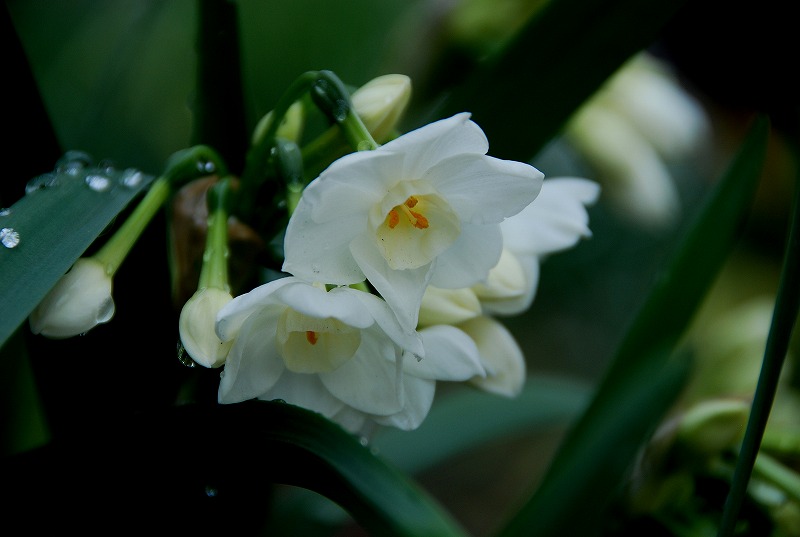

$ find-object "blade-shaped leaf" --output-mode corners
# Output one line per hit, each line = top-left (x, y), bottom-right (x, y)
(496, 116), (770, 537)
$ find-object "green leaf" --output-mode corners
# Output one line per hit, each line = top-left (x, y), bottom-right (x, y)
(0, 168), (154, 350)
(2, 401), (468, 536)
(496, 116), (770, 537)
(424, 0), (690, 161)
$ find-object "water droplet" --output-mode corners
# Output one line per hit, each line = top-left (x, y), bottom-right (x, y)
(333, 99), (349, 122)
(96, 297), (115, 323)
(1, 228), (20, 248)
(119, 168), (145, 188)
(359, 436), (369, 447)
(197, 160), (216, 174)
(85, 174), (112, 192)
(56, 151), (94, 176)
(96, 159), (117, 176)
(177, 342), (197, 368)
(311, 263), (320, 274)
(26, 173), (60, 193)
(0, 208), (10, 217)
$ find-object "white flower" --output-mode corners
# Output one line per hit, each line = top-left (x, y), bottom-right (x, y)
(283, 113), (543, 330)
(29, 257), (115, 339)
(179, 287), (234, 368)
(215, 277), (482, 433)
(474, 177), (600, 315)
(350, 74), (412, 143)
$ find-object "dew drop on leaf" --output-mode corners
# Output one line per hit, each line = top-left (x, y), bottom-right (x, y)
(1, 227), (20, 248)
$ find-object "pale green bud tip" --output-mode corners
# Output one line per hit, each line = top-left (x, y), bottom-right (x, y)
(252, 101), (305, 145)
(179, 287), (234, 368)
(677, 398), (750, 456)
(29, 258), (115, 339)
(351, 74), (412, 143)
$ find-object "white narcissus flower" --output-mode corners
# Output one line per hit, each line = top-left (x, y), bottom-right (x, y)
(29, 257), (115, 339)
(179, 287), (234, 368)
(215, 277), (484, 433)
(475, 177), (600, 316)
(283, 113), (543, 330)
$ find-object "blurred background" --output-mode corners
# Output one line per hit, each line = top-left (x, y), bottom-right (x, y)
(2, 0), (798, 535)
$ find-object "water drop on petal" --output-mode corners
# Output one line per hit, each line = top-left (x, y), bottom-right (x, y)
(1, 227), (20, 248)
(85, 174), (112, 192)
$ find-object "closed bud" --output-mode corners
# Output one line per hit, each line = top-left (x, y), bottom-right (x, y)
(351, 74), (412, 143)
(29, 258), (115, 338)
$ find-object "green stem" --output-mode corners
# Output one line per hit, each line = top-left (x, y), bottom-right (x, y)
(717, 153), (800, 537)
(92, 176), (171, 276)
(197, 177), (232, 291)
(236, 71), (321, 221)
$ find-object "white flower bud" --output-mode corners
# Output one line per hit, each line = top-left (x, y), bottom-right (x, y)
(29, 258), (115, 339)
(179, 287), (233, 368)
(351, 74), (412, 142)
(418, 286), (481, 327)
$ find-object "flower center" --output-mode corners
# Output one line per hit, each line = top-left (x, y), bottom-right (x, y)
(370, 181), (460, 270)
(386, 196), (429, 230)
(277, 308), (361, 373)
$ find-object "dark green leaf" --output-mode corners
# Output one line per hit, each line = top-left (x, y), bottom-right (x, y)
(496, 116), (770, 537)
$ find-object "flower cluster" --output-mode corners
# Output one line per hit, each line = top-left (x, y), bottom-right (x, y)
(28, 72), (599, 436)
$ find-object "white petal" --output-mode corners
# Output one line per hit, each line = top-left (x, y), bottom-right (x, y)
(502, 178), (599, 256)
(461, 316), (526, 397)
(380, 113), (489, 177)
(350, 234), (432, 331)
(373, 375), (436, 431)
(215, 276), (294, 342)
(320, 328), (403, 415)
(218, 308), (286, 403)
(303, 151), (406, 222)
(430, 222), (503, 289)
(273, 282), (374, 329)
(258, 371), (346, 419)
(405, 325), (486, 381)
(348, 288), (425, 357)
(426, 154), (543, 224)
(282, 196), (366, 285)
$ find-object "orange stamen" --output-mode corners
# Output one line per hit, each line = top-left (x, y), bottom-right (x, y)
(387, 209), (400, 229)
(385, 196), (429, 230)
(306, 331), (318, 345)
